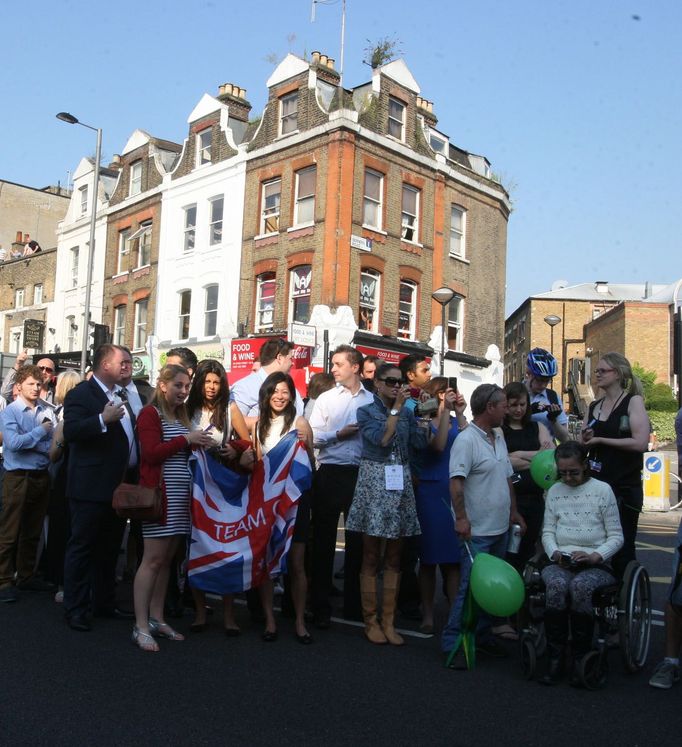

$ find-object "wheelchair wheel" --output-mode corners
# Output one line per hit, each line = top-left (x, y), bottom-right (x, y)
(578, 650), (609, 690)
(618, 561), (652, 673)
(520, 634), (537, 680)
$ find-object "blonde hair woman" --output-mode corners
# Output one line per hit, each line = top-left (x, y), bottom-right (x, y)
(131, 365), (214, 652)
(582, 352), (649, 577)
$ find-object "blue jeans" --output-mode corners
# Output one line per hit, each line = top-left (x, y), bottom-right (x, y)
(441, 531), (509, 652)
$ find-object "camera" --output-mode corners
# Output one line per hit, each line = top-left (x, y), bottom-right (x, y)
(414, 397), (439, 417)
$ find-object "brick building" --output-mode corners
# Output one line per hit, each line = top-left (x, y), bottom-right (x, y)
(238, 54), (510, 367)
(505, 280), (678, 415)
(102, 130), (181, 376)
(0, 179), (69, 259)
(0, 248), (57, 354)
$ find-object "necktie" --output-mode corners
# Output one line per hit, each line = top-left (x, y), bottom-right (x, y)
(117, 388), (136, 428)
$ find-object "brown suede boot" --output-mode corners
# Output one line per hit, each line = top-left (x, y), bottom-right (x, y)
(360, 574), (387, 644)
(381, 570), (405, 646)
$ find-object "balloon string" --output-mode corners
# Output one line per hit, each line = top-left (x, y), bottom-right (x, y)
(464, 541), (474, 563)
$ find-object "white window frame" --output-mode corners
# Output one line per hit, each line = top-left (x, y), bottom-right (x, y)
(128, 221), (152, 268)
(178, 290), (191, 339)
(388, 97), (406, 141)
(11, 331), (21, 355)
(183, 205), (197, 252)
(129, 161), (142, 196)
(113, 305), (126, 346)
(79, 185), (88, 214)
(362, 169), (383, 230)
(116, 230), (130, 274)
(429, 131), (448, 154)
(294, 167), (316, 227)
(358, 269), (381, 333)
(15, 288), (25, 309)
(449, 205), (466, 258)
(33, 284), (43, 305)
(70, 247), (79, 288)
(398, 279), (418, 340)
(133, 299), (148, 350)
(204, 284), (219, 337)
(447, 297), (463, 352)
(66, 316), (76, 352)
(260, 180), (281, 235)
(209, 196), (223, 246)
(279, 92), (298, 136)
(196, 128), (212, 166)
(255, 273), (276, 332)
(401, 185), (420, 244)
(288, 265), (312, 325)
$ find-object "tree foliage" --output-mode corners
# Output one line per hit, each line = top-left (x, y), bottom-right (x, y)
(364, 36), (402, 69)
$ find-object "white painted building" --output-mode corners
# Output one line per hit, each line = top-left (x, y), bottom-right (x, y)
(153, 92), (248, 374)
(49, 157), (117, 354)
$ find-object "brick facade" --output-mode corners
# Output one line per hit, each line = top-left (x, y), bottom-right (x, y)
(0, 249), (56, 351)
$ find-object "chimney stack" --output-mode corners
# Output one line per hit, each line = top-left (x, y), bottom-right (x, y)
(217, 82), (252, 122)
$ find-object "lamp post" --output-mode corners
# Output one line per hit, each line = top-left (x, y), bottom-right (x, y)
(57, 112), (102, 375)
(543, 314), (561, 356)
(432, 286), (457, 375)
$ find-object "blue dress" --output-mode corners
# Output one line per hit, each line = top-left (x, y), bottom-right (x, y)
(415, 419), (460, 564)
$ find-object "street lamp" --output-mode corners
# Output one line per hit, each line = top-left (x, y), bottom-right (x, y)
(432, 286), (457, 375)
(543, 314), (562, 356)
(56, 112), (102, 375)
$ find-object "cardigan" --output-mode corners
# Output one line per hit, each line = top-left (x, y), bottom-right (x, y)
(137, 405), (190, 489)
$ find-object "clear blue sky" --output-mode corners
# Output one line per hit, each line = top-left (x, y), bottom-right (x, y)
(3, 0), (680, 314)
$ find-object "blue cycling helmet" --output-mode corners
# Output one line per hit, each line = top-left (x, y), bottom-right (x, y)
(527, 348), (557, 377)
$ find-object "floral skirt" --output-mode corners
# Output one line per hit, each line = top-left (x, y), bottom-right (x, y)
(346, 459), (421, 539)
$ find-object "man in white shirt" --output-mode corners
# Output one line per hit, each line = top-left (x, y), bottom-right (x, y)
(442, 383), (526, 667)
(309, 344), (374, 628)
(231, 338), (304, 418)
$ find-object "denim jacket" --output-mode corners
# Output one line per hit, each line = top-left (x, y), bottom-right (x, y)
(356, 395), (429, 463)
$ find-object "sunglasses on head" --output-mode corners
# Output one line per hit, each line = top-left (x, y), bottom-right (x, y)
(378, 376), (403, 388)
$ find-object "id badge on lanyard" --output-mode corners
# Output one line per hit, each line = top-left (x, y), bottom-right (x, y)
(384, 448), (404, 491)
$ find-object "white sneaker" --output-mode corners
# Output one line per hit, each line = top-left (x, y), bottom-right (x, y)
(54, 590), (64, 603)
(649, 660), (680, 689)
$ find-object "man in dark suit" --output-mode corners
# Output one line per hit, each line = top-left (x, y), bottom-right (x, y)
(62, 344), (136, 631)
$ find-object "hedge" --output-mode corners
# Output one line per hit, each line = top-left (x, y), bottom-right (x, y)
(649, 410), (678, 444)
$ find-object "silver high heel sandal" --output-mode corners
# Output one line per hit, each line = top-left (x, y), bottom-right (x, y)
(148, 617), (185, 640)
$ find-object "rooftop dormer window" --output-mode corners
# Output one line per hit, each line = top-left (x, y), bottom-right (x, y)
(129, 161), (142, 196)
(279, 92), (298, 136)
(388, 97), (406, 141)
(196, 128), (212, 166)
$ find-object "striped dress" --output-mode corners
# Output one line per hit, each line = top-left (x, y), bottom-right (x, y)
(142, 418), (192, 538)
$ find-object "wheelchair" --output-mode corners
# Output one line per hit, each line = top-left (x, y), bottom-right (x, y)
(519, 555), (652, 689)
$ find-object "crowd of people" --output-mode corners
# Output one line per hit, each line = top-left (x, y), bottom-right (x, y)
(0, 340), (679, 691)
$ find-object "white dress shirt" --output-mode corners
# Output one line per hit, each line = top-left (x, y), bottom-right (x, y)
(93, 375), (137, 467)
(309, 383), (374, 466)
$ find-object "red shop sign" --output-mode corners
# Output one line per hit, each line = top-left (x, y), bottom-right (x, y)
(356, 344), (430, 368)
(230, 337), (311, 372)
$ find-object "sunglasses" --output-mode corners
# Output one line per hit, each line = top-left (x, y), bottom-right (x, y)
(38, 366), (55, 373)
(378, 376), (403, 388)
(484, 385), (503, 407)
(594, 367), (615, 375)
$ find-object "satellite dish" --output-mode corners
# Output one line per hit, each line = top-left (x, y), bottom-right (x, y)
(551, 279), (569, 291)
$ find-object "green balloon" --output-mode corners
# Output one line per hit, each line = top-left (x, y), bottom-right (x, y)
(470, 552), (525, 616)
(530, 449), (558, 490)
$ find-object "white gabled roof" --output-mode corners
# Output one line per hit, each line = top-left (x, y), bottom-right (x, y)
(187, 93), (227, 123)
(121, 129), (152, 156)
(267, 53), (309, 88)
(377, 59), (420, 93)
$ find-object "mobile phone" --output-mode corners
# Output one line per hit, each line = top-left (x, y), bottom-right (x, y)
(559, 552), (573, 566)
(447, 376), (458, 392)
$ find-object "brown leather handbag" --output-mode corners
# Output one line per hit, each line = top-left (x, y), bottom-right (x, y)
(112, 481), (163, 521)
(111, 417), (164, 522)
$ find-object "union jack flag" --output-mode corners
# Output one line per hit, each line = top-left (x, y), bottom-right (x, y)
(187, 432), (312, 594)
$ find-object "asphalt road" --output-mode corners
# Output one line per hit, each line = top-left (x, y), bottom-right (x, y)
(1, 511), (680, 747)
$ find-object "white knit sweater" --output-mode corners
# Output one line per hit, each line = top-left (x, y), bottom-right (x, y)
(542, 478), (624, 561)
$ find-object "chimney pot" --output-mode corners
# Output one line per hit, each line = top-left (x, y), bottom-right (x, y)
(326, 57), (334, 69)
(24, 233), (30, 243)
(15, 231), (22, 243)
(319, 54), (328, 67)
(311, 51), (321, 64)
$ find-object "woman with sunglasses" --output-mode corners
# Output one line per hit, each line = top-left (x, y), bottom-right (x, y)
(346, 363), (430, 645)
(186, 359), (250, 635)
(539, 441), (623, 685)
(581, 353), (648, 577)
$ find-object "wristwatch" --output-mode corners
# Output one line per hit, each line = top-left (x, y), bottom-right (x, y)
(389, 408), (400, 417)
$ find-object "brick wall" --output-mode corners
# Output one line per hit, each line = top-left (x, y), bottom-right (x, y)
(0, 248), (57, 350)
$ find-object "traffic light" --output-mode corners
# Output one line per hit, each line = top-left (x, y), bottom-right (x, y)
(90, 324), (110, 354)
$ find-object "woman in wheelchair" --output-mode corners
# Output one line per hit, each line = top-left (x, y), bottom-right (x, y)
(539, 441), (624, 685)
